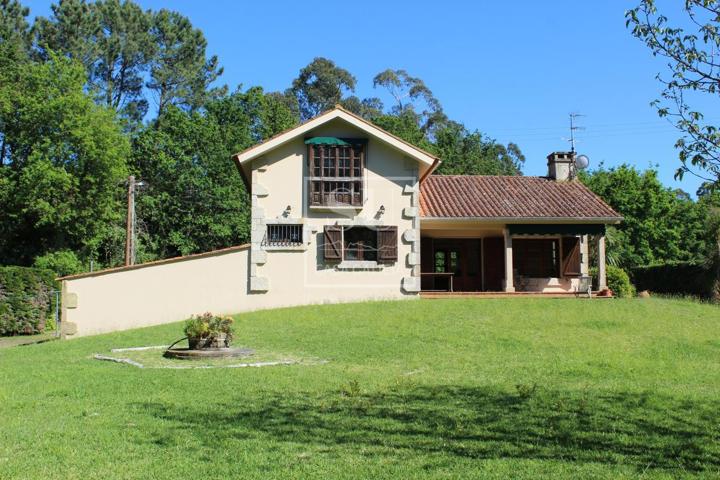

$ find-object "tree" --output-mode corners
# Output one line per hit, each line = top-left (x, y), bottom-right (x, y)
(147, 9), (225, 117)
(433, 121), (524, 175)
(289, 57), (356, 120)
(0, 54), (129, 266)
(580, 164), (713, 267)
(34, 0), (154, 122)
(373, 69), (447, 134)
(0, 0), (31, 59)
(627, 1), (720, 190)
(131, 88), (295, 259)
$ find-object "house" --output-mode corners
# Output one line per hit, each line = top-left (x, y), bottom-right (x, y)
(58, 107), (621, 337)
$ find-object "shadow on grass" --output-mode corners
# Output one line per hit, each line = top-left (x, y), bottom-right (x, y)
(135, 385), (720, 473)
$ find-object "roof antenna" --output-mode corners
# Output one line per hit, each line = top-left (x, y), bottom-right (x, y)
(569, 112), (585, 154)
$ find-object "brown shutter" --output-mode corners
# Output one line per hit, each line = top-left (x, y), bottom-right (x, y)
(377, 226), (398, 262)
(324, 225), (342, 260)
(561, 236), (581, 276)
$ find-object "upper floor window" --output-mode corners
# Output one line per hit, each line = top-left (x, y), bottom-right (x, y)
(307, 141), (364, 207)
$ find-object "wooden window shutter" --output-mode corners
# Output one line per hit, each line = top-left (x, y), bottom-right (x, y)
(561, 236), (581, 276)
(377, 226), (398, 262)
(323, 225), (342, 260)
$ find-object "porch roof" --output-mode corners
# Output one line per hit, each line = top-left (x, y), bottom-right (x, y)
(420, 175), (622, 223)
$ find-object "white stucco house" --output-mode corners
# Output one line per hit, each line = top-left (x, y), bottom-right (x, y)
(59, 107), (621, 337)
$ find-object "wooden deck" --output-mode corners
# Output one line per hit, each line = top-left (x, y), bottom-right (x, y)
(420, 291), (606, 299)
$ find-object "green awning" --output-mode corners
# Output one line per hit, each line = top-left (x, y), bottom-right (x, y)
(304, 136), (350, 146)
(508, 224), (606, 236)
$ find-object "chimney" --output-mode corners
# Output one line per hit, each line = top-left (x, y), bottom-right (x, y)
(547, 151), (574, 181)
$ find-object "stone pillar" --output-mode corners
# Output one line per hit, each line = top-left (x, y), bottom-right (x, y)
(597, 234), (607, 291)
(503, 228), (515, 292)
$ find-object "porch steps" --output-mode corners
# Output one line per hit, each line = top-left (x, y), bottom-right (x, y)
(420, 291), (608, 299)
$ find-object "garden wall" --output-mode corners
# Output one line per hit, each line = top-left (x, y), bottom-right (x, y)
(61, 243), (412, 338)
(60, 246), (252, 337)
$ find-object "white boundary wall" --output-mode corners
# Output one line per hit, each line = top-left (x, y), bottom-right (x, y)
(60, 245), (412, 338)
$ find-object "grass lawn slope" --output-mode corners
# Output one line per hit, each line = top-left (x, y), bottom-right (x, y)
(1, 298), (719, 479)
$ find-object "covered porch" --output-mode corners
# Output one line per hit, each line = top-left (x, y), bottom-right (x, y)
(420, 220), (607, 295)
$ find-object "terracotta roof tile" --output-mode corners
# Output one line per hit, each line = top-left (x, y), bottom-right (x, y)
(420, 175), (621, 221)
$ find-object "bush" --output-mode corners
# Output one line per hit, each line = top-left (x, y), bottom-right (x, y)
(591, 265), (635, 298)
(0, 266), (58, 335)
(183, 312), (234, 348)
(33, 250), (84, 277)
(630, 259), (719, 301)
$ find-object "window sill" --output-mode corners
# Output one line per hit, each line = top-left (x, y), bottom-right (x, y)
(309, 204), (364, 211)
(264, 245), (308, 252)
(335, 261), (385, 270)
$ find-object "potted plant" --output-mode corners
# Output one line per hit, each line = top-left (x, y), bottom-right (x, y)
(184, 312), (234, 349)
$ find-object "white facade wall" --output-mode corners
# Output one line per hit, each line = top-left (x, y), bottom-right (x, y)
(61, 119), (420, 337)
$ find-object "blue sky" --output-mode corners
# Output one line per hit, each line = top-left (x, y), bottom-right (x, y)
(25, 0), (711, 195)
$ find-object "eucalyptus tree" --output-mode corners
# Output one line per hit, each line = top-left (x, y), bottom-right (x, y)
(289, 57), (356, 120)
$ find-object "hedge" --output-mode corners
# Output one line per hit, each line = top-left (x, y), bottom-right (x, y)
(0, 266), (58, 336)
(630, 260), (720, 301)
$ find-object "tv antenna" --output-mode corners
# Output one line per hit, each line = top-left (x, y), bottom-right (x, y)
(569, 112), (585, 153)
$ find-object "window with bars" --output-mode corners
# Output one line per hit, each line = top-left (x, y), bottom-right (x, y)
(308, 143), (364, 207)
(265, 224), (303, 247)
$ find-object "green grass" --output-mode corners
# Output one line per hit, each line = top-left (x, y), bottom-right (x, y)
(1, 298), (719, 479)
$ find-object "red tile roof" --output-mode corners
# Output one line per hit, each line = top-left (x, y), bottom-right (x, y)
(420, 175), (621, 221)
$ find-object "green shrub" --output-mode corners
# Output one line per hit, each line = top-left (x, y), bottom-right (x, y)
(630, 259), (719, 301)
(183, 312), (234, 347)
(591, 265), (635, 298)
(33, 250), (84, 277)
(0, 266), (58, 335)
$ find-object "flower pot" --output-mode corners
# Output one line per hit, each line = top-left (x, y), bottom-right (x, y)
(188, 334), (229, 350)
(208, 333), (229, 348)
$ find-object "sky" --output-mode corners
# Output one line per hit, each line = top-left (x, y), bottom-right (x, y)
(24, 0), (714, 195)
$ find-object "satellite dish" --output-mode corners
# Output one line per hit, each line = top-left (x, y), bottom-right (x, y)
(575, 154), (590, 170)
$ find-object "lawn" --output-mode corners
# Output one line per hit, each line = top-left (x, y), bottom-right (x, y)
(0, 298), (719, 479)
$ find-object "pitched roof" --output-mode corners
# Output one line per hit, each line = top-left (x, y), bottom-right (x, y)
(420, 175), (622, 222)
(232, 106), (440, 167)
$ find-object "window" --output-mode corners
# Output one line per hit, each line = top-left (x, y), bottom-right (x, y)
(513, 239), (560, 278)
(265, 224), (303, 247)
(309, 143), (364, 207)
(343, 227), (377, 261)
(323, 225), (397, 262)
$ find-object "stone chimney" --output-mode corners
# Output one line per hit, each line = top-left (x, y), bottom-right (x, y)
(547, 151), (574, 181)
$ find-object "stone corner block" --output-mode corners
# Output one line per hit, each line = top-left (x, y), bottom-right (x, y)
(252, 183), (269, 197)
(251, 207), (265, 220)
(403, 206), (419, 218)
(403, 183), (417, 194)
(251, 249), (267, 265)
(402, 276), (421, 293)
(64, 292), (78, 309)
(250, 276), (270, 292)
(402, 229), (417, 242)
(407, 252), (421, 266)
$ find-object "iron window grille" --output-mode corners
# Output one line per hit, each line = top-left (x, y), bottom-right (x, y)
(265, 224), (303, 247)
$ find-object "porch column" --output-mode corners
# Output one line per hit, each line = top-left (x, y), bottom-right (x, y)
(503, 228), (515, 292)
(597, 234), (607, 291)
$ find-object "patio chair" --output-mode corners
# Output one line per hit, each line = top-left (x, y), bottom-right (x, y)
(576, 275), (592, 298)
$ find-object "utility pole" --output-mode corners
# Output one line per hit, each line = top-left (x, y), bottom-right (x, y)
(125, 175), (136, 266)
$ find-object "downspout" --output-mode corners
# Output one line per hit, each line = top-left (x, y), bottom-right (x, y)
(419, 158), (441, 184)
